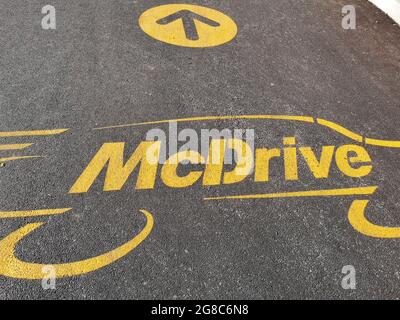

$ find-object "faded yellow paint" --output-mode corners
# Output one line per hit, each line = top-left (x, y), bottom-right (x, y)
(348, 200), (400, 238)
(139, 4), (237, 48)
(0, 209), (154, 279)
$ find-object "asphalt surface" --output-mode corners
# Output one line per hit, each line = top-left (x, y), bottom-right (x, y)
(0, 0), (400, 299)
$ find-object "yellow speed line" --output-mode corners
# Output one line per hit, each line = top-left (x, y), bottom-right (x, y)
(0, 208), (72, 219)
(365, 138), (400, 148)
(0, 144), (33, 151)
(204, 186), (378, 201)
(94, 114), (400, 149)
(0, 129), (68, 138)
(94, 115), (315, 130)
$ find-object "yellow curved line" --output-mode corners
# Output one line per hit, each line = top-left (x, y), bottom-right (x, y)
(0, 208), (72, 219)
(93, 114), (400, 149)
(348, 200), (400, 238)
(0, 144), (33, 151)
(0, 209), (154, 279)
(93, 115), (315, 130)
(0, 129), (68, 138)
(316, 118), (363, 143)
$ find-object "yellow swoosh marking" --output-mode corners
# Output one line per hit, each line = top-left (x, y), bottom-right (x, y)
(0, 208), (71, 219)
(93, 115), (315, 130)
(0, 129), (68, 138)
(348, 200), (400, 238)
(94, 115), (400, 149)
(0, 209), (154, 279)
(204, 186), (378, 201)
(0, 144), (33, 151)
(316, 118), (363, 143)
(364, 138), (400, 148)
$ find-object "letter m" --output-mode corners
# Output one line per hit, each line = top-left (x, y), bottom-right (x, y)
(69, 141), (160, 193)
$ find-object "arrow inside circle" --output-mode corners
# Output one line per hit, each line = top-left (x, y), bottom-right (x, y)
(156, 10), (221, 41)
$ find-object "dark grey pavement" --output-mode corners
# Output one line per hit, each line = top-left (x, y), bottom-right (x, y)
(0, 0), (400, 299)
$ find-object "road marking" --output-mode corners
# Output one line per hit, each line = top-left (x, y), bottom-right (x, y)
(365, 138), (400, 148)
(2, 114), (400, 281)
(139, 4), (237, 48)
(0, 144), (33, 151)
(204, 186), (378, 201)
(0, 209), (154, 279)
(69, 139), (373, 193)
(157, 9), (221, 41)
(0, 129), (68, 138)
(94, 115), (315, 130)
(348, 200), (400, 238)
(94, 114), (400, 149)
(0, 208), (71, 219)
(316, 119), (363, 143)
